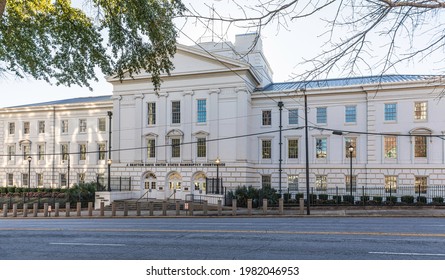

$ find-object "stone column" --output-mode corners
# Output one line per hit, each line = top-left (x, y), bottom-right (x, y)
(232, 199), (237, 216)
(23, 204), (28, 217)
(88, 202), (93, 216)
(77, 202), (81, 216)
(247, 199), (252, 216)
(263, 199), (268, 214)
(55, 203), (60, 217)
(65, 202), (70, 217)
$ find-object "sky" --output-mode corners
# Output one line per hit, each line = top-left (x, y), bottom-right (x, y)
(0, 0), (442, 108)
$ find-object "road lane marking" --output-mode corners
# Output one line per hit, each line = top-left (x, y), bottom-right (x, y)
(2, 227), (445, 238)
(50, 242), (125, 247)
(369, 252), (445, 257)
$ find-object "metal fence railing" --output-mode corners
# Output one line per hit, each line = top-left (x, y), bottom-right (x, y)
(97, 176), (132, 192)
(282, 185), (445, 205)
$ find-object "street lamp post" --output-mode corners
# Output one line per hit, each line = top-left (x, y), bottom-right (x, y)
(27, 156), (32, 191)
(215, 157), (220, 194)
(348, 144), (354, 202)
(107, 159), (112, 192)
(107, 111), (113, 192)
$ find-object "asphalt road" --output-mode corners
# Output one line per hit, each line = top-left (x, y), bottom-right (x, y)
(0, 217), (444, 260)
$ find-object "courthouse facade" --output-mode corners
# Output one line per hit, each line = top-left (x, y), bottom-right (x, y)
(1, 34), (445, 203)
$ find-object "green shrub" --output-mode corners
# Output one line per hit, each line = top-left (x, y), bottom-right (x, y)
(416, 196), (427, 204)
(373, 196), (383, 203)
(295, 193), (304, 200)
(333, 195), (342, 204)
(318, 194), (329, 201)
(283, 193), (292, 203)
(309, 194), (317, 204)
(343, 195), (354, 204)
(360, 196), (370, 202)
(7, 187), (16, 194)
(401, 196), (414, 204)
(385, 196), (397, 203)
(432, 197), (444, 204)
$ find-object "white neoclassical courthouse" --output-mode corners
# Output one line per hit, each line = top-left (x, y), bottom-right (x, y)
(1, 33), (445, 204)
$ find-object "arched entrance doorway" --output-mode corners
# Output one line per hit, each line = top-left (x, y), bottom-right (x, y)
(193, 172), (207, 194)
(167, 172), (183, 199)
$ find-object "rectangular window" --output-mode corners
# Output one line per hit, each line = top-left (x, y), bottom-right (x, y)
(288, 109), (298, 125)
(38, 144), (45, 161)
(22, 173), (29, 187)
(345, 175), (357, 192)
(79, 144), (87, 161)
(262, 110), (272, 126)
(147, 102), (156, 125)
(414, 101), (427, 120)
(98, 143), (106, 160)
(262, 175), (271, 189)
(415, 176), (428, 194)
(78, 173), (86, 184)
(60, 174), (67, 188)
(197, 138), (206, 158)
(385, 176), (397, 193)
(345, 106), (356, 123)
(147, 139), (156, 159)
(197, 99), (207, 123)
(79, 119), (87, 133)
(7, 145), (15, 161)
(37, 173), (44, 187)
(384, 136), (397, 159)
(316, 138), (327, 158)
(316, 107), (327, 124)
(315, 175), (327, 191)
(262, 139), (272, 159)
(38, 121), (45, 134)
(172, 101), (181, 124)
(23, 145), (30, 160)
(384, 103), (397, 121)
(23, 121), (30, 135)
(7, 173), (14, 186)
(61, 144), (69, 161)
(9, 122), (15, 135)
(345, 137), (356, 158)
(171, 139), (181, 158)
(98, 118), (106, 132)
(414, 136), (427, 158)
(61, 120), (68, 133)
(288, 139), (298, 159)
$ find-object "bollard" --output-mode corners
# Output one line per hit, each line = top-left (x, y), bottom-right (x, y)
(33, 203), (38, 217)
(77, 202), (81, 217)
(136, 202), (141, 216)
(175, 201), (180, 216)
(43, 203), (48, 217)
(13, 203), (17, 217)
(3, 204), (7, 217)
(263, 199), (268, 214)
(124, 202), (128, 216)
(162, 200), (167, 216)
(149, 201), (154, 216)
(232, 199), (237, 216)
(217, 200), (222, 216)
(203, 201), (208, 216)
(247, 199), (252, 216)
(112, 203), (116, 217)
(100, 201), (104, 216)
(279, 198), (284, 215)
(65, 202), (70, 217)
(88, 202), (93, 216)
(189, 202), (194, 216)
(23, 204), (28, 217)
(299, 198), (304, 215)
(55, 203), (60, 217)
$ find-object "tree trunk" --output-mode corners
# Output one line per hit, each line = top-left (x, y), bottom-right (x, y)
(0, 0), (6, 19)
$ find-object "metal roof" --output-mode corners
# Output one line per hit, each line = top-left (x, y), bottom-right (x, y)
(258, 75), (439, 92)
(7, 95), (112, 108)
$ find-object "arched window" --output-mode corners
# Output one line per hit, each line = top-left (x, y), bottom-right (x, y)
(144, 172), (157, 190)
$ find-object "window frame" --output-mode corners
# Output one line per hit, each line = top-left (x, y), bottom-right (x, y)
(345, 105), (357, 123)
(384, 136), (397, 159)
(147, 102), (156, 125)
(79, 119), (87, 133)
(38, 121), (45, 134)
(384, 103), (397, 122)
(288, 109), (298, 125)
(414, 101), (427, 121)
(171, 101), (181, 124)
(196, 137), (207, 158)
(316, 107), (327, 124)
(288, 138), (298, 159)
(197, 99), (207, 123)
(261, 139), (272, 159)
(262, 110), (272, 126)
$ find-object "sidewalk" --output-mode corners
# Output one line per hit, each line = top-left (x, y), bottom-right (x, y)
(1, 205), (445, 218)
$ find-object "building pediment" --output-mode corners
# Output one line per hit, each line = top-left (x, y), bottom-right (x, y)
(166, 129), (184, 137)
(409, 127), (433, 135)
